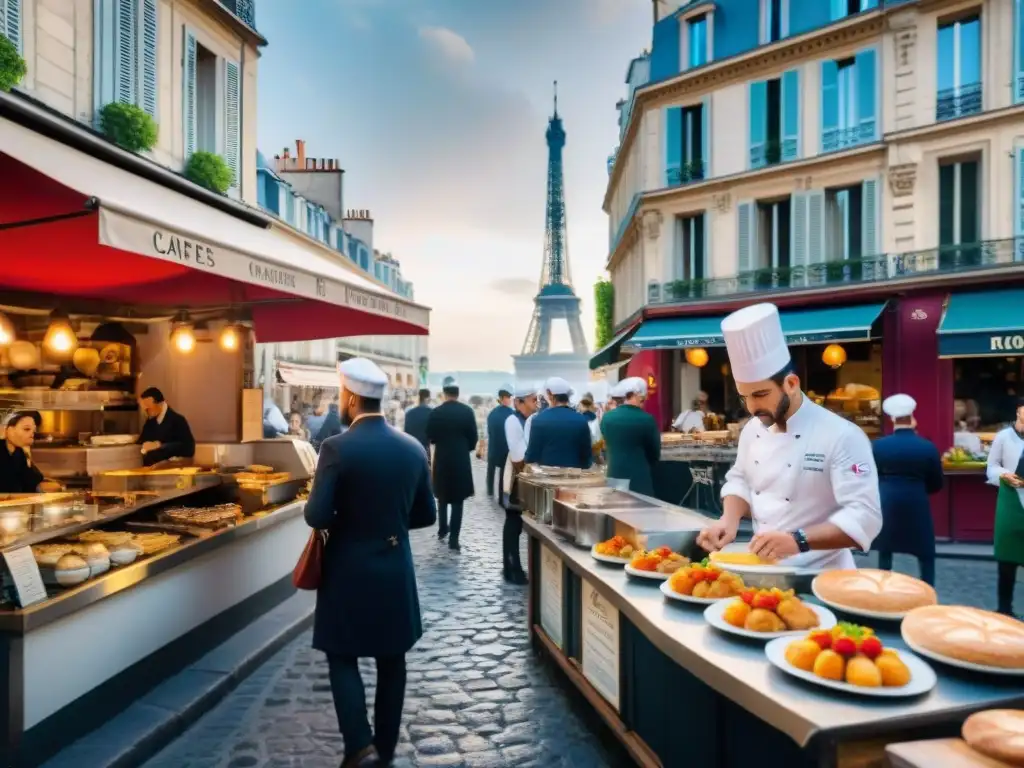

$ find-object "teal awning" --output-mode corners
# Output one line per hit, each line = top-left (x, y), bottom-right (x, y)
(938, 289), (1024, 357)
(589, 326), (637, 370)
(626, 303), (887, 351)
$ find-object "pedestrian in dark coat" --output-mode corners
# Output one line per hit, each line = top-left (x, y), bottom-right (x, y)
(872, 394), (943, 586)
(524, 377), (593, 469)
(403, 388), (433, 454)
(601, 378), (660, 496)
(313, 403), (344, 451)
(427, 376), (478, 551)
(486, 386), (515, 497)
(305, 358), (436, 768)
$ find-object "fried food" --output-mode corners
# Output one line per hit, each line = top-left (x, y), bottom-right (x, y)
(669, 560), (746, 599)
(812, 649), (845, 681)
(785, 640), (821, 672)
(746, 608), (786, 633)
(777, 597), (821, 631)
(594, 535), (635, 559)
(785, 623), (912, 687)
(846, 655), (883, 687)
(723, 600), (752, 628)
(629, 546), (689, 572)
(874, 653), (911, 687)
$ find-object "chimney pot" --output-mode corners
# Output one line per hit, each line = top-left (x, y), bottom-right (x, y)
(296, 139), (306, 167)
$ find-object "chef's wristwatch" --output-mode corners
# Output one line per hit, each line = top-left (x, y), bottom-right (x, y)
(791, 529), (810, 553)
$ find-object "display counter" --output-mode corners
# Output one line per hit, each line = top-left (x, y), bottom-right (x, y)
(929, 468), (997, 542)
(524, 513), (1024, 768)
(654, 443), (736, 518)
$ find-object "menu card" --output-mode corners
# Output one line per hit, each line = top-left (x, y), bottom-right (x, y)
(2, 546), (48, 608)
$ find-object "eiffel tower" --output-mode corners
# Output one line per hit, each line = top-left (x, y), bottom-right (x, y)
(513, 82), (590, 388)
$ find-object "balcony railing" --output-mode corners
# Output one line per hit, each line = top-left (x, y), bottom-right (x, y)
(936, 83), (982, 122)
(821, 123), (876, 153)
(650, 238), (1022, 304)
(220, 0), (256, 27)
(749, 140), (782, 169)
(667, 159), (705, 186)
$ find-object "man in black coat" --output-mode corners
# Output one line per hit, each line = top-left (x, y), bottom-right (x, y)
(403, 388), (432, 454)
(485, 385), (514, 497)
(427, 376), (477, 551)
(304, 358), (436, 767)
(137, 387), (195, 466)
(525, 377), (593, 469)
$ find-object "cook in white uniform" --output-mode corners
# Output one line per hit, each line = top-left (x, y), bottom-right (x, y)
(501, 384), (539, 584)
(697, 303), (883, 570)
(986, 407), (1024, 488)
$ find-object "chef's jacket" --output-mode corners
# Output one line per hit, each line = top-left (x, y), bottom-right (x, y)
(720, 398), (883, 571)
(986, 427), (1024, 486)
(672, 410), (706, 433)
(502, 411), (534, 498)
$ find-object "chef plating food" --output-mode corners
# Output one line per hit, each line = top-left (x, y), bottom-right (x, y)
(696, 303), (882, 570)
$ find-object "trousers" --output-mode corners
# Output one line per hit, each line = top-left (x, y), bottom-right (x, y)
(437, 500), (464, 546)
(327, 653), (406, 761)
(485, 461), (505, 497)
(877, 552), (936, 587)
(998, 561), (1019, 615)
(502, 509), (524, 570)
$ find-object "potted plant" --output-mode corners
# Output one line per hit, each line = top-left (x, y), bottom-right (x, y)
(0, 34), (27, 93)
(99, 102), (158, 152)
(184, 152), (234, 195)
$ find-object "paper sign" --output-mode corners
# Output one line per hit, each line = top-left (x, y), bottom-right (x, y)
(2, 546), (48, 608)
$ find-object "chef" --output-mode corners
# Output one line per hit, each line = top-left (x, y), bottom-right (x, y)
(697, 303), (882, 570)
(137, 387), (196, 467)
(0, 411), (63, 493)
(500, 384), (539, 584)
(524, 377), (593, 469)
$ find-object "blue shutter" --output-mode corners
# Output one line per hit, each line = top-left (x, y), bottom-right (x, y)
(2, 0), (21, 51)
(821, 60), (839, 152)
(737, 201), (755, 272)
(748, 81), (767, 169)
(791, 193), (809, 282)
(862, 178), (879, 256)
(664, 107), (682, 186)
(224, 59), (241, 191)
(781, 0), (790, 37)
(115, 0), (137, 105)
(94, 0), (116, 115)
(183, 29), (197, 158)
(141, 0), (157, 118)
(806, 189), (826, 270)
(702, 97), (711, 178)
(830, 0), (845, 21)
(1015, 148), (1024, 260)
(702, 212), (712, 279)
(650, 16), (681, 81)
(855, 48), (877, 142)
(781, 69), (800, 161)
(1016, 0), (1024, 102)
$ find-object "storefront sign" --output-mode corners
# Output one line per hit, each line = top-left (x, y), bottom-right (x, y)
(2, 546), (48, 608)
(152, 231), (216, 268)
(539, 543), (563, 649)
(581, 580), (620, 711)
(990, 335), (1024, 352)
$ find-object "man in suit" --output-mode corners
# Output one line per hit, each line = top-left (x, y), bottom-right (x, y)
(427, 376), (478, 551)
(601, 377), (661, 496)
(403, 388), (432, 454)
(872, 393), (943, 585)
(485, 385), (515, 498)
(304, 358), (436, 768)
(137, 387), (196, 467)
(524, 377), (593, 469)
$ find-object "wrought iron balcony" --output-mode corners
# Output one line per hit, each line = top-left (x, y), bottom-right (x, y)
(821, 123), (877, 153)
(936, 83), (982, 122)
(667, 159), (705, 186)
(651, 238), (1021, 305)
(749, 141), (782, 169)
(219, 0), (256, 27)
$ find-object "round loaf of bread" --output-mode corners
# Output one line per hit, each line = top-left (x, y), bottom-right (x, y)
(902, 606), (1024, 669)
(813, 569), (937, 614)
(962, 710), (1024, 765)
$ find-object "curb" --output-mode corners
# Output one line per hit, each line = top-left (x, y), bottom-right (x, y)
(42, 591), (315, 768)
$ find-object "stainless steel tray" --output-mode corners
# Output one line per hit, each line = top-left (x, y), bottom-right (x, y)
(233, 478), (306, 514)
(607, 507), (709, 559)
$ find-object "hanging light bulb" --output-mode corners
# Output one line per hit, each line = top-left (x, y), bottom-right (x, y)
(685, 347), (709, 368)
(43, 310), (78, 361)
(219, 324), (241, 351)
(822, 344), (847, 369)
(170, 311), (196, 354)
(0, 312), (15, 347)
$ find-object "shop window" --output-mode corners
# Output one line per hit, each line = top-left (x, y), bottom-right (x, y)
(938, 156), (981, 268)
(954, 357), (1023, 434)
(937, 14), (982, 122)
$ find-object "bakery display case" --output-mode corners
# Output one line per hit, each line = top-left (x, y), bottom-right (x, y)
(807, 383), (882, 439)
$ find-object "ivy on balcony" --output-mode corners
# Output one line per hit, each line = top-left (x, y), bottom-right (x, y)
(666, 160), (705, 186)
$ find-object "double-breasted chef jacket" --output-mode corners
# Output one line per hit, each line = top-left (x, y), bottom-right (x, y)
(720, 398), (883, 571)
(502, 410), (534, 504)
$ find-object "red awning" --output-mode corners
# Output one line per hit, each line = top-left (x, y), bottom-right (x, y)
(0, 116), (429, 344)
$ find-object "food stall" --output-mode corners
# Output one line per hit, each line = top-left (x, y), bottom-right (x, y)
(518, 477), (1024, 768)
(654, 434), (736, 517)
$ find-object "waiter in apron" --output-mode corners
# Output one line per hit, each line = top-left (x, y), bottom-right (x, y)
(501, 384), (539, 584)
(697, 303), (882, 570)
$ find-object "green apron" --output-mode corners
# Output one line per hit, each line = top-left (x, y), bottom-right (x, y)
(994, 480), (1024, 566)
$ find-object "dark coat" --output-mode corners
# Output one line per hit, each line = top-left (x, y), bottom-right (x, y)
(872, 429), (943, 558)
(600, 404), (660, 496)
(137, 407), (195, 466)
(0, 440), (44, 493)
(427, 400), (477, 502)
(486, 404), (515, 465)
(304, 416), (436, 658)
(313, 405), (343, 451)
(524, 406), (593, 469)
(403, 404), (432, 453)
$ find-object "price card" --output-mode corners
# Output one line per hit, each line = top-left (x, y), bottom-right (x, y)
(2, 546), (48, 608)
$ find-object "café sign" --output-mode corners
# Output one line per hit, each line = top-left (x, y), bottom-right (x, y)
(991, 335), (1024, 352)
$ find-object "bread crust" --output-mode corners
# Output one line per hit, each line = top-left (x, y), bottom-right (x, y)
(903, 606), (1024, 669)
(963, 709), (1024, 766)
(814, 569), (937, 613)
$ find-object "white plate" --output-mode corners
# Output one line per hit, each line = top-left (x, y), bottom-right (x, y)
(590, 546), (630, 565)
(810, 580), (910, 621)
(901, 635), (1024, 677)
(625, 564), (671, 581)
(704, 598), (837, 640)
(659, 578), (729, 605)
(764, 637), (937, 697)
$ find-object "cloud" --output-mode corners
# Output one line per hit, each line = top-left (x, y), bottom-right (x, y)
(418, 26), (475, 66)
(490, 277), (537, 296)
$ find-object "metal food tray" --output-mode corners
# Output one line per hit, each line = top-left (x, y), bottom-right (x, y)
(233, 478), (307, 514)
(607, 507), (710, 559)
(519, 475), (607, 524)
(92, 471), (221, 493)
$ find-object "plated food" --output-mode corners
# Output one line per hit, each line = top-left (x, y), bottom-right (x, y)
(593, 535), (635, 560)
(902, 605), (1024, 674)
(708, 550), (800, 576)
(723, 588), (822, 633)
(962, 710), (1024, 766)
(812, 569), (937, 619)
(626, 546), (689, 578)
(783, 623), (911, 687)
(709, 551), (769, 566)
(665, 560), (745, 601)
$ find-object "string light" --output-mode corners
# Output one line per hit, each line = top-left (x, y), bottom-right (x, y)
(0, 312), (14, 346)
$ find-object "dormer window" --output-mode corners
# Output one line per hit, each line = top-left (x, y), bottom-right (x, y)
(677, 1), (714, 71)
(760, 0), (789, 44)
(688, 16), (708, 67)
(830, 0), (878, 22)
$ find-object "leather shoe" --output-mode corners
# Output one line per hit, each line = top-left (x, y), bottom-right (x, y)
(341, 745), (378, 767)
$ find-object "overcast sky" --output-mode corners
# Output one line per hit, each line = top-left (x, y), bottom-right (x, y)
(256, 0), (651, 370)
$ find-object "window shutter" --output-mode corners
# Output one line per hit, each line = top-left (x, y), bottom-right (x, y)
(1016, 0), (1024, 103)
(183, 29), (197, 158)
(830, 0), (845, 21)
(748, 81), (767, 169)
(650, 16), (681, 81)
(781, 69), (800, 161)
(737, 201), (755, 273)
(141, 0), (157, 118)
(791, 192), (809, 281)
(806, 190), (826, 283)
(115, 0), (138, 105)
(224, 59), (241, 191)
(1, 0), (21, 51)
(702, 96), (711, 178)
(1015, 148), (1024, 260)
(664, 107), (682, 186)
(702, 211), (712, 280)
(781, 0), (790, 37)
(820, 60), (839, 152)
(855, 48), (877, 142)
(861, 177), (880, 257)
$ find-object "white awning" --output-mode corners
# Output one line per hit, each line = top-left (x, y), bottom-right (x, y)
(0, 115), (429, 331)
(277, 362), (339, 389)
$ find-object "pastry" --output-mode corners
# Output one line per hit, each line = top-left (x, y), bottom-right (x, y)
(80, 542), (110, 577)
(962, 710), (1024, 766)
(54, 553), (90, 587)
(709, 551), (767, 566)
(814, 569), (937, 614)
(32, 543), (74, 567)
(109, 543), (141, 566)
(902, 606), (1024, 669)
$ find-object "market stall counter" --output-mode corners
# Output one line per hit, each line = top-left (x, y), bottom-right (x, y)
(523, 510), (1024, 768)
(654, 438), (736, 517)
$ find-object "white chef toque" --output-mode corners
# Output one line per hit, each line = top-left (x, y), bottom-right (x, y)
(609, 380), (628, 399)
(545, 377), (574, 396)
(882, 393), (917, 419)
(624, 377), (647, 397)
(513, 383), (537, 399)
(498, 383), (513, 397)
(720, 303), (791, 384)
(339, 357), (389, 399)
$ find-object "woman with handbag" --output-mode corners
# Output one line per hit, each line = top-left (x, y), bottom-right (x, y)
(298, 358), (437, 767)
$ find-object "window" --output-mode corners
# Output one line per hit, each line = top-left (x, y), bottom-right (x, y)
(672, 213), (708, 296)
(687, 16), (708, 68)
(749, 70), (799, 169)
(195, 44), (218, 154)
(184, 30), (241, 191)
(94, 0), (158, 120)
(821, 180), (879, 281)
(665, 102), (708, 186)
(939, 158), (981, 268)
(830, 0), (877, 21)
(821, 48), (877, 152)
(284, 190), (295, 225)
(1015, 0), (1024, 102)
(1, 0), (21, 51)
(220, 0), (255, 27)
(756, 199), (792, 272)
(761, 0), (788, 44)
(937, 15), (982, 121)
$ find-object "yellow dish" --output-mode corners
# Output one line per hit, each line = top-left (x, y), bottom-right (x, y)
(709, 551), (767, 566)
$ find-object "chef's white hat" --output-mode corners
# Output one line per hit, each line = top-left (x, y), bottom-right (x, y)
(545, 377), (574, 396)
(339, 357), (389, 399)
(721, 303), (791, 384)
(624, 376), (647, 397)
(882, 393), (916, 419)
(608, 380), (628, 399)
(513, 383), (537, 398)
